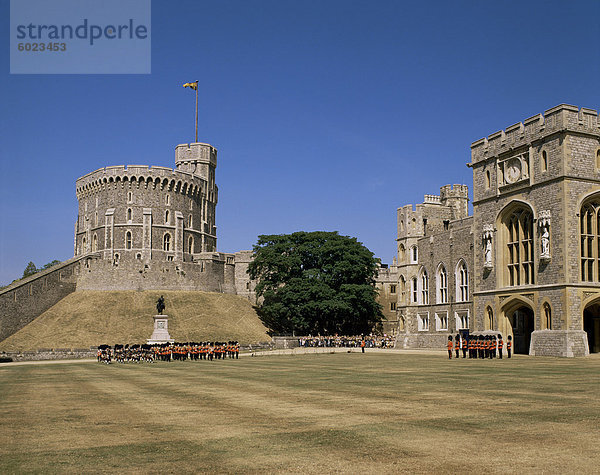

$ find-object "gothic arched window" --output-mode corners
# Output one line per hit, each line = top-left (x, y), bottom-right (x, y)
(126, 231), (132, 250)
(410, 245), (418, 263)
(399, 275), (406, 304)
(580, 200), (600, 282)
(456, 260), (469, 302)
(163, 233), (171, 251)
(418, 268), (429, 305)
(486, 306), (493, 330)
(504, 206), (534, 286)
(437, 264), (447, 304)
(543, 302), (552, 329)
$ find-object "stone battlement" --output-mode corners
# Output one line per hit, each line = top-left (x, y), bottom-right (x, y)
(440, 184), (468, 199)
(423, 194), (441, 204)
(75, 165), (206, 199)
(471, 104), (600, 163)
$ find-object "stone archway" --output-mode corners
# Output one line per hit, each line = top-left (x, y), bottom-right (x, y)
(502, 300), (535, 355)
(510, 307), (535, 354)
(583, 302), (600, 353)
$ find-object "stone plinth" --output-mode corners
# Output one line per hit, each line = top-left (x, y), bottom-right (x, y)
(147, 315), (174, 344)
(530, 330), (589, 357)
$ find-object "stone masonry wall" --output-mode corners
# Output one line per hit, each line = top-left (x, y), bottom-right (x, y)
(0, 257), (81, 342)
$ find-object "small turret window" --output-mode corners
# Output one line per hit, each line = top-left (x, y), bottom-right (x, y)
(542, 150), (548, 172)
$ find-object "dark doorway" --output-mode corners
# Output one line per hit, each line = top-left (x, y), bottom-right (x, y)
(584, 303), (600, 353)
(509, 306), (534, 354)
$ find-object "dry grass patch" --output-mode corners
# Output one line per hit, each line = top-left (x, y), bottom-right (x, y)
(1, 353), (600, 473)
(0, 290), (270, 351)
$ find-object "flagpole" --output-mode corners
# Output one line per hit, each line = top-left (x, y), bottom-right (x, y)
(195, 80), (198, 143)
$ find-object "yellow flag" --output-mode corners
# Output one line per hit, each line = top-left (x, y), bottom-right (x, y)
(183, 82), (198, 90)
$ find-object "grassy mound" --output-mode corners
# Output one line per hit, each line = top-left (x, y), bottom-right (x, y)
(0, 290), (270, 351)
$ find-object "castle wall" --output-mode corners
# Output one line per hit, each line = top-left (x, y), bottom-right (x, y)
(398, 217), (474, 348)
(76, 252), (238, 293)
(0, 257), (81, 342)
(374, 264), (400, 335)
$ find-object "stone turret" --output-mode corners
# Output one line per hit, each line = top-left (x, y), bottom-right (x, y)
(440, 184), (469, 220)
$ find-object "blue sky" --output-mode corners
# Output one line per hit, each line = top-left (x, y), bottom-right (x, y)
(1, 0), (599, 285)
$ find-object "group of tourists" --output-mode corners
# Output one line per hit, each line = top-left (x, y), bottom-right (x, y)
(446, 334), (512, 359)
(96, 341), (240, 364)
(298, 334), (395, 349)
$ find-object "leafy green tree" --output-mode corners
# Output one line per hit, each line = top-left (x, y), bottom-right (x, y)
(22, 261), (38, 278)
(248, 231), (383, 335)
(41, 260), (61, 270)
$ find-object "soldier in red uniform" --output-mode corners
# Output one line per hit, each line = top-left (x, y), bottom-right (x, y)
(455, 335), (460, 359)
(447, 336), (453, 359)
(507, 335), (512, 358)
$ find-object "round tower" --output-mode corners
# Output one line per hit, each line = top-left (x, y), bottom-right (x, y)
(74, 143), (219, 265)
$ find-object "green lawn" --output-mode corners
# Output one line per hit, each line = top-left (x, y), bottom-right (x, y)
(1, 352), (599, 473)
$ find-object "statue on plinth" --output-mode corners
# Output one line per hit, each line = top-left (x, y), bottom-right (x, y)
(157, 295), (165, 315)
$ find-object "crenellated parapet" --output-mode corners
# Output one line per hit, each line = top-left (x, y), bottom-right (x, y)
(471, 104), (600, 163)
(75, 165), (206, 200)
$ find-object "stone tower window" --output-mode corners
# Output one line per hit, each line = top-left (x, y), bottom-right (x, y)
(399, 244), (406, 262)
(596, 149), (600, 170)
(486, 306), (493, 330)
(390, 284), (396, 294)
(163, 233), (171, 251)
(126, 231), (132, 250)
(189, 214), (193, 228)
(188, 236), (194, 254)
(485, 170), (491, 189)
(127, 208), (132, 223)
(541, 150), (548, 172)
(400, 275), (406, 304)
(543, 303), (552, 329)
(165, 210), (170, 225)
(418, 268), (429, 305)
(92, 234), (97, 252)
(128, 191), (133, 203)
(580, 200), (600, 282)
(437, 264), (447, 304)
(94, 212), (98, 227)
(505, 207), (534, 286)
(410, 245), (418, 263)
(165, 194), (170, 206)
(456, 260), (469, 302)
(411, 277), (418, 303)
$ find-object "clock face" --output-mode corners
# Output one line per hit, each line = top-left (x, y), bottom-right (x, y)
(505, 158), (522, 184)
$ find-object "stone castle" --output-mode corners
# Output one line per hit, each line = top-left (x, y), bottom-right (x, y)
(73, 142), (254, 295)
(375, 104), (600, 357)
(0, 141), (256, 343)
(2, 104), (600, 357)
